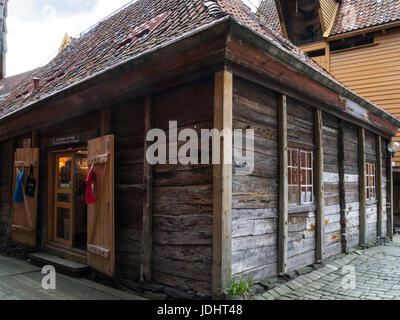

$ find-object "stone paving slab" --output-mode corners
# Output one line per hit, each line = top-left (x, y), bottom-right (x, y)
(254, 240), (400, 300)
(0, 255), (144, 300)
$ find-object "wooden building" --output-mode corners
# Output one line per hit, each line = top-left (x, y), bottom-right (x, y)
(0, 0), (399, 299)
(258, 0), (400, 226)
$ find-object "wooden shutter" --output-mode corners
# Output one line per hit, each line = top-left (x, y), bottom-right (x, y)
(10, 148), (40, 247)
(87, 135), (115, 276)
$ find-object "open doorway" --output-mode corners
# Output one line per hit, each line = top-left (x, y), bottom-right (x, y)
(48, 148), (88, 253)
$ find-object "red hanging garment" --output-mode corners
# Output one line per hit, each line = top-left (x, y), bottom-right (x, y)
(85, 167), (96, 204)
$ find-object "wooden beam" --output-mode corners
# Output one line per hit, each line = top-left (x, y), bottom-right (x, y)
(278, 94), (288, 273)
(212, 71), (233, 299)
(387, 151), (394, 240)
(376, 135), (383, 238)
(31, 130), (38, 148)
(359, 128), (367, 246)
(338, 122), (347, 252)
(100, 108), (112, 136)
(315, 109), (325, 261)
(140, 94), (153, 282)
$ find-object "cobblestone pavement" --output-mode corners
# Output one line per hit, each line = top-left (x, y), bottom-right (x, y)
(255, 241), (400, 300)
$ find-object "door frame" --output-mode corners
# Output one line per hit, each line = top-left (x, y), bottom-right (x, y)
(46, 147), (87, 253)
(53, 151), (75, 247)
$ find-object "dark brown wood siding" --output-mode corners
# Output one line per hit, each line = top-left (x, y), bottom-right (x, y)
(0, 140), (13, 244)
(114, 98), (145, 280)
(151, 78), (214, 295)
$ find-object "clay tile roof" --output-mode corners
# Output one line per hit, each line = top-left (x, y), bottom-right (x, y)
(0, 0), (383, 121)
(256, 0), (282, 32)
(330, 0), (400, 36)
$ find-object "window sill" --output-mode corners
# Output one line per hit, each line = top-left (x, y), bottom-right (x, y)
(288, 203), (316, 214)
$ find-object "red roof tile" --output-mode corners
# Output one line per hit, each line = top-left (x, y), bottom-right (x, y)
(256, 0), (282, 32)
(330, 0), (400, 36)
(0, 0), (389, 122)
(257, 0), (400, 37)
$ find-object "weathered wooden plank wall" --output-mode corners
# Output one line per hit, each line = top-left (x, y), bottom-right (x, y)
(114, 99), (145, 280)
(365, 130), (378, 242)
(231, 77), (279, 282)
(230, 76), (392, 280)
(286, 98), (316, 271)
(0, 140), (13, 244)
(322, 114), (342, 258)
(381, 138), (388, 238)
(342, 124), (360, 249)
(151, 78), (214, 295)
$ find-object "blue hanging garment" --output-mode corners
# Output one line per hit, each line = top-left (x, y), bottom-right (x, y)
(13, 170), (24, 203)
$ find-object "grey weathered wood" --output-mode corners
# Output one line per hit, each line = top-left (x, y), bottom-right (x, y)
(314, 109), (325, 261)
(278, 94), (288, 274)
(212, 71), (233, 299)
(387, 152), (394, 240)
(358, 128), (367, 246)
(140, 94), (153, 282)
(376, 135), (383, 238)
(338, 121), (347, 252)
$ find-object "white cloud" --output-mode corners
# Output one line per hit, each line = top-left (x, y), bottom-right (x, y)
(7, 0), (135, 76)
(242, 0), (259, 12)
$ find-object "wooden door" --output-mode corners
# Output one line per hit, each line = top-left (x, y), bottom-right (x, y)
(87, 135), (115, 276)
(10, 148), (40, 247)
(53, 152), (75, 247)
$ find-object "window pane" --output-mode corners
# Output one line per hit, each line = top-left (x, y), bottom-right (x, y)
(292, 150), (298, 166)
(292, 168), (298, 184)
(289, 185), (299, 205)
(300, 169), (306, 185)
(300, 152), (306, 167)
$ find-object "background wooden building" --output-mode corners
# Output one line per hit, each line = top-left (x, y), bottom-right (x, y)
(0, 0), (399, 299)
(258, 0), (400, 227)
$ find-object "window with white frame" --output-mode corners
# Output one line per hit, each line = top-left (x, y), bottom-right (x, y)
(288, 148), (313, 205)
(366, 162), (376, 200)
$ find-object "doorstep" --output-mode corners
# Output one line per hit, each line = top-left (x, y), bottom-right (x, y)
(28, 252), (88, 276)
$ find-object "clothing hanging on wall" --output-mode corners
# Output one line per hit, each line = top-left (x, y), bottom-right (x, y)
(85, 166), (96, 204)
(13, 170), (24, 203)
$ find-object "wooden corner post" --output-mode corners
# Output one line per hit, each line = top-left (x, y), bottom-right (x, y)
(212, 71), (233, 299)
(315, 109), (325, 261)
(358, 128), (367, 246)
(278, 94), (288, 274)
(140, 94), (154, 282)
(376, 136), (383, 238)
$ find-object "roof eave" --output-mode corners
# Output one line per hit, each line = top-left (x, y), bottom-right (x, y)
(0, 16), (232, 125)
(328, 20), (400, 40)
(228, 17), (400, 134)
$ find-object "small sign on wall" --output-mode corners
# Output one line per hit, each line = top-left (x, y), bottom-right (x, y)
(51, 135), (81, 146)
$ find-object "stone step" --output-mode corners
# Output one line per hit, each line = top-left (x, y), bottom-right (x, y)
(28, 252), (88, 276)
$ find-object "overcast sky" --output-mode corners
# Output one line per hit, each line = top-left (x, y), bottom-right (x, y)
(7, 0), (258, 77)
